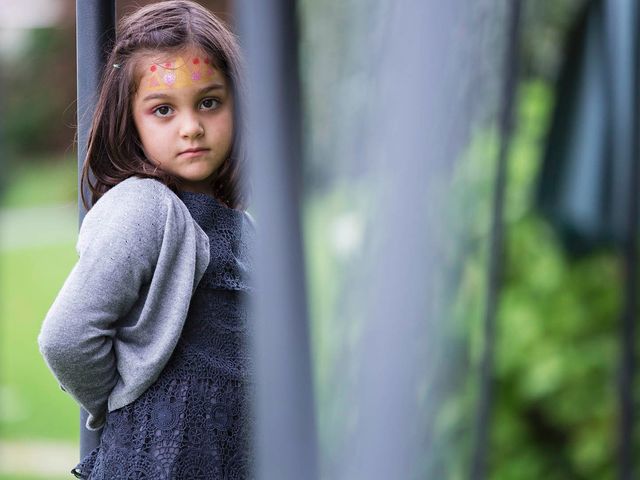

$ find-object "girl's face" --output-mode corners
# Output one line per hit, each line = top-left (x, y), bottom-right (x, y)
(131, 46), (234, 195)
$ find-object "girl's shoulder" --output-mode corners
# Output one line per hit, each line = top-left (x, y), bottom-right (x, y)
(96, 175), (169, 205)
(79, 176), (179, 252)
(87, 176), (175, 219)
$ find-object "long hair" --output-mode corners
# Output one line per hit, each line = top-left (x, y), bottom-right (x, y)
(80, 0), (248, 211)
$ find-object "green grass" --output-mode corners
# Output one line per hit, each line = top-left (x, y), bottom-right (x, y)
(1, 156), (77, 208)
(0, 243), (80, 441)
(0, 155), (80, 443)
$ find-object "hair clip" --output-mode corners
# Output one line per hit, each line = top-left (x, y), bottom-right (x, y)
(113, 63), (122, 69)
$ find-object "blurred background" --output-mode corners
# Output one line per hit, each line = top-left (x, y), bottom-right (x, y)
(3, 0), (634, 478)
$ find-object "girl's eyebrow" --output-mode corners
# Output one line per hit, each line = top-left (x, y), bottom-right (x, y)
(141, 83), (226, 102)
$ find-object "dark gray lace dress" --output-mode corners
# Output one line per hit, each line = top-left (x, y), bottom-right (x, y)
(71, 190), (255, 479)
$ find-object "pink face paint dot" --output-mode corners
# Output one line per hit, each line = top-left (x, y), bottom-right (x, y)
(191, 72), (201, 81)
(164, 62), (172, 68)
(193, 58), (200, 64)
(150, 65), (157, 72)
(164, 72), (176, 85)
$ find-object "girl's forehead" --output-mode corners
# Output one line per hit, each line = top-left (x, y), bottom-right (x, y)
(139, 47), (209, 66)
(134, 48), (224, 91)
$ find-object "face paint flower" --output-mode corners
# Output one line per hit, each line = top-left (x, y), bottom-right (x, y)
(143, 55), (217, 91)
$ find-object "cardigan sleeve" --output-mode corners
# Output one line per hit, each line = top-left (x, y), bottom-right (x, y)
(106, 184), (209, 413)
(37, 179), (167, 430)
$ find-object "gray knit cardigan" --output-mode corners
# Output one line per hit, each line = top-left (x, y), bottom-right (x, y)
(38, 176), (211, 430)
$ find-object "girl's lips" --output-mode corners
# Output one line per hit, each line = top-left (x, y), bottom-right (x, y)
(179, 148), (210, 156)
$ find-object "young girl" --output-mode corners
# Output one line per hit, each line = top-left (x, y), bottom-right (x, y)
(37, 1), (255, 478)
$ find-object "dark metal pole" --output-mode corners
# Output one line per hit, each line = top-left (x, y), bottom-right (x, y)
(601, 0), (638, 477)
(76, 0), (116, 460)
(234, 0), (319, 479)
(470, 1), (522, 479)
(620, 1), (640, 473)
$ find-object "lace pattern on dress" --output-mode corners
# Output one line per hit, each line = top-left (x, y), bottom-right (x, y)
(72, 191), (255, 479)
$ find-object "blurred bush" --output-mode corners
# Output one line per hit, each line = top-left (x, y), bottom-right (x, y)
(4, 27), (76, 158)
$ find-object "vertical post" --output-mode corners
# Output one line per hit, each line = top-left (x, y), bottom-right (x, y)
(470, 1), (522, 479)
(604, 1), (638, 478)
(620, 2), (640, 480)
(76, 0), (115, 226)
(234, 0), (319, 479)
(76, 0), (116, 460)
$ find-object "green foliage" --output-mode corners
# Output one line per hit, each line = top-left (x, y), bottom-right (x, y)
(446, 80), (620, 479)
(521, 0), (587, 80)
(494, 81), (619, 480)
(3, 27), (77, 158)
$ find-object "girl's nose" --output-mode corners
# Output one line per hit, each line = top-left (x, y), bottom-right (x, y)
(179, 113), (205, 139)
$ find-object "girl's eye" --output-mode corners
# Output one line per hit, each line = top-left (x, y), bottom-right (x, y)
(153, 105), (173, 117)
(200, 98), (220, 110)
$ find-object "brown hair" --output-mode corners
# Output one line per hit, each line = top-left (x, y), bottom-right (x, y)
(80, 0), (248, 211)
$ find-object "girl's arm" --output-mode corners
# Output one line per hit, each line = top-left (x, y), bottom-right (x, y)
(38, 180), (166, 430)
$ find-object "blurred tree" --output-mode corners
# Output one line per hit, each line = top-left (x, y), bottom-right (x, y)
(521, 0), (587, 81)
(4, 25), (76, 159)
